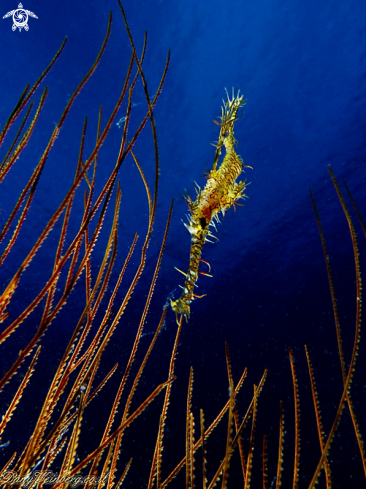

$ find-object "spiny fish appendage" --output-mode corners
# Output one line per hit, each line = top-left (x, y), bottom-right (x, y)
(171, 89), (252, 324)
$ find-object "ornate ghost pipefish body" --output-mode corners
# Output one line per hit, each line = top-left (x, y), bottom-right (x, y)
(171, 89), (252, 324)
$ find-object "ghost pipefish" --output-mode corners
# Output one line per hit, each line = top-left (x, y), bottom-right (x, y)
(171, 89), (252, 324)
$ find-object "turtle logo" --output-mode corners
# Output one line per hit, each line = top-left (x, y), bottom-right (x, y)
(3, 3), (38, 31)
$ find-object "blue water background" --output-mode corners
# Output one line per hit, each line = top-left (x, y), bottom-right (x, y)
(0, 0), (366, 486)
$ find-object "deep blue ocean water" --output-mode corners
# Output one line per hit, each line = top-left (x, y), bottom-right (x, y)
(0, 0), (366, 487)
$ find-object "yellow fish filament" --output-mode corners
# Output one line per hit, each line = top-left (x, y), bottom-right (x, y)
(171, 89), (252, 323)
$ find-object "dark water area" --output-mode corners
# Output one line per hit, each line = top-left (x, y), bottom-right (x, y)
(0, 0), (366, 487)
